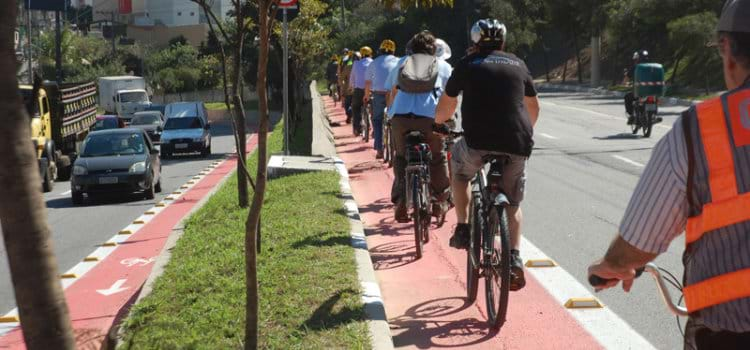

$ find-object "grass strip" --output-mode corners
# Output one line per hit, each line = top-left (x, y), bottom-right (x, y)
(120, 128), (370, 349)
(205, 100), (260, 111)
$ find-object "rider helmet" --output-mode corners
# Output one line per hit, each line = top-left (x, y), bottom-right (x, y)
(470, 19), (507, 49)
(633, 50), (649, 62)
(379, 40), (396, 54)
(435, 38), (452, 61)
(360, 46), (373, 57)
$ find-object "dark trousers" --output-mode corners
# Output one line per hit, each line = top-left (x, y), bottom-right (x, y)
(625, 92), (635, 116)
(685, 318), (750, 350)
(372, 94), (387, 151)
(344, 95), (353, 122)
(351, 88), (365, 135)
(390, 115), (449, 207)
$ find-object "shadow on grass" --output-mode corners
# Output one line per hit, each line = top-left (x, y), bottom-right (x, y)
(291, 235), (351, 248)
(300, 289), (366, 331)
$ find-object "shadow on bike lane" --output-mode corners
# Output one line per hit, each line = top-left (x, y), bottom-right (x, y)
(323, 97), (602, 349)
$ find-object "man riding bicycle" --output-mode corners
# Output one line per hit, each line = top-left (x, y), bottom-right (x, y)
(435, 19), (541, 291)
(350, 46), (374, 136)
(386, 31), (453, 223)
(588, 1), (750, 348)
(364, 40), (399, 159)
(326, 54), (339, 103)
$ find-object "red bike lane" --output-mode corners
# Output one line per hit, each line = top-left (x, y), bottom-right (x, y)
(325, 97), (602, 349)
(0, 136), (258, 349)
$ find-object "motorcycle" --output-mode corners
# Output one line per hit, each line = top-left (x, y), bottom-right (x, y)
(631, 95), (660, 138)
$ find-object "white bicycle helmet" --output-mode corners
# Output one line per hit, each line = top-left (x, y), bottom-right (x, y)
(435, 38), (452, 61)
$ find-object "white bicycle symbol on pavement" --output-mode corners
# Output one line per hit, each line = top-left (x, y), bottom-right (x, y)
(120, 257), (156, 267)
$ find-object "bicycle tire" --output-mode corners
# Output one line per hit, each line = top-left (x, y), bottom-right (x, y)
(643, 112), (654, 138)
(485, 205), (511, 330)
(363, 105), (371, 143)
(422, 179), (431, 243)
(383, 121), (391, 163)
(412, 174), (423, 259)
(466, 191), (482, 303)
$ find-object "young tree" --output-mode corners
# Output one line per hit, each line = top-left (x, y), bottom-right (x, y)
(0, 3), (75, 349)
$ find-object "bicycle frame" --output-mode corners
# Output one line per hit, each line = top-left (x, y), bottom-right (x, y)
(469, 157), (512, 272)
(643, 263), (689, 316)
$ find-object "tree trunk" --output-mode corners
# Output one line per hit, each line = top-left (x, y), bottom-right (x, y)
(232, 3), (249, 209)
(0, 4), (75, 348)
(573, 33), (583, 84)
(562, 52), (568, 83)
(246, 1), (273, 348)
(669, 52), (683, 86)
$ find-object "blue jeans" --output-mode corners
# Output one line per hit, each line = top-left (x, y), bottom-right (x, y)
(372, 94), (387, 151)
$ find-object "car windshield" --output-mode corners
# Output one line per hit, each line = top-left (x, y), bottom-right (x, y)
(131, 114), (162, 125)
(119, 92), (148, 103)
(164, 117), (202, 130)
(81, 133), (145, 157)
(93, 118), (119, 130)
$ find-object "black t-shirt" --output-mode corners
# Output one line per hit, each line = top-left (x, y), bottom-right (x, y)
(445, 51), (537, 156)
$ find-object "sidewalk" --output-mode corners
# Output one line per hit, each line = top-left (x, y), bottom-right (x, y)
(322, 97), (604, 349)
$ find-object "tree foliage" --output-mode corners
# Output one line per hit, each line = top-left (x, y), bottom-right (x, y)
(145, 42), (221, 93)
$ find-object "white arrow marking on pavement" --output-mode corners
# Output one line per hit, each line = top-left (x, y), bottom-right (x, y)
(120, 257), (156, 267)
(96, 279), (129, 296)
(538, 132), (560, 140)
(612, 155), (645, 167)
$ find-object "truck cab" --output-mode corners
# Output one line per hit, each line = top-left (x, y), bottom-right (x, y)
(115, 89), (150, 123)
(20, 84), (56, 192)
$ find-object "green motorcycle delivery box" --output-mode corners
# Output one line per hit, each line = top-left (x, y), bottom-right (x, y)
(634, 63), (666, 98)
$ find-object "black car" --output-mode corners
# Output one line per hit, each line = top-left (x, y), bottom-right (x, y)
(71, 129), (162, 205)
(130, 111), (165, 143)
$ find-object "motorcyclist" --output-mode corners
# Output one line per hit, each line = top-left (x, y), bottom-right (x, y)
(625, 50), (649, 124)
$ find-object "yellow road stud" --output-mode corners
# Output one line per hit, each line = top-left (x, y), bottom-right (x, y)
(564, 298), (604, 309)
(0, 316), (19, 323)
(60, 273), (77, 279)
(119, 230), (133, 235)
(84, 256), (99, 262)
(133, 220), (146, 224)
(180, 185), (189, 189)
(156, 202), (166, 207)
(525, 259), (557, 268)
(145, 210), (156, 215)
(171, 191), (181, 195)
(102, 242), (117, 247)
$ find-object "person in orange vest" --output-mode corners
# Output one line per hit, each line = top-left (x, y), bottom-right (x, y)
(587, 1), (750, 348)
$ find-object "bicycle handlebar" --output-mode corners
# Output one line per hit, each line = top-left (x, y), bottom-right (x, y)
(588, 263), (688, 317)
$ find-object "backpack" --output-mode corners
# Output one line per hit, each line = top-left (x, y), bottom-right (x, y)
(397, 53), (439, 93)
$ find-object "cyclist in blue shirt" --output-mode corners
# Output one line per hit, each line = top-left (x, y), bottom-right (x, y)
(364, 40), (399, 159)
(350, 46), (374, 136)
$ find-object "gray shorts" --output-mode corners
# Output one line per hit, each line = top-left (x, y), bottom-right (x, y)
(450, 138), (528, 206)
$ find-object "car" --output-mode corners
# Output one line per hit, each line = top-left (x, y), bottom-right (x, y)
(130, 111), (165, 143)
(91, 115), (124, 131)
(71, 128), (162, 205)
(160, 102), (212, 158)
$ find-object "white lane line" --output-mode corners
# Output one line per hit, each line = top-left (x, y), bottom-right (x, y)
(59, 190), (71, 196)
(521, 237), (656, 349)
(612, 155), (645, 167)
(538, 132), (559, 140)
(541, 100), (673, 131)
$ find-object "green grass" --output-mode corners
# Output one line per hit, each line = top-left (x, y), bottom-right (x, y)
(119, 128), (370, 349)
(205, 100), (260, 111)
(316, 80), (330, 96)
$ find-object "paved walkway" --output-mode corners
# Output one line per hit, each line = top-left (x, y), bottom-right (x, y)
(323, 97), (603, 349)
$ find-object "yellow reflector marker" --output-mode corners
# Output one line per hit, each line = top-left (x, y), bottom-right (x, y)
(60, 273), (77, 279)
(133, 220), (145, 224)
(119, 230), (132, 235)
(84, 256), (99, 262)
(102, 242), (117, 247)
(145, 210), (155, 215)
(180, 185), (189, 189)
(171, 191), (181, 195)
(187, 181), (195, 184)
(565, 298), (604, 309)
(525, 259), (557, 268)
(156, 202), (166, 207)
(0, 316), (19, 323)
(165, 196), (175, 200)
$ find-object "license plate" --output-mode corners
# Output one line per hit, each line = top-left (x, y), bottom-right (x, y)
(645, 104), (657, 112)
(175, 143), (188, 149)
(99, 177), (118, 184)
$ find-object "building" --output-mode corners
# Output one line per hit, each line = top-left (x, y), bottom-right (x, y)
(92, 0), (231, 47)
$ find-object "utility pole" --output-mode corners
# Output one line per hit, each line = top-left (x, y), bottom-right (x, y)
(55, 10), (63, 83)
(26, 1), (33, 84)
(282, 8), (289, 155)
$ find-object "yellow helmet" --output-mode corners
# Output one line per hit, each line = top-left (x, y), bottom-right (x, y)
(360, 46), (373, 57)
(331, 54), (339, 61)
(380, 39), (396, 53)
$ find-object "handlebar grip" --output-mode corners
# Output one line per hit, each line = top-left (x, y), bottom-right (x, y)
(588, 267), (646, 287)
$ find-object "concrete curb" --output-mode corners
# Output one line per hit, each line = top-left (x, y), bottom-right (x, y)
(310, 81), (337, 158)
(332, 157), (395, 350)
(538, 82), (700, 107)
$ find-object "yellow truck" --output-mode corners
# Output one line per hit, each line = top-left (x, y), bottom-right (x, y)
(20, 81), (98, 192)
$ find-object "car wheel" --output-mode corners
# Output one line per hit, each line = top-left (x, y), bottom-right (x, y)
(42, 163), (54, 192)
(71, 191), (84, 205)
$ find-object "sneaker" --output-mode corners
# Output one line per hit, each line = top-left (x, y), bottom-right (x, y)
(376, 150), (384, 159)
(449, 224), (470, 250)
(395, 204), (410, 223)
(627, 116), (635, 125)
(509, 250), (526, 291)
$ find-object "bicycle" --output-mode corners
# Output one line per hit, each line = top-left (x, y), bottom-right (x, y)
(383, 118), (394, 167)
(361, 100), (372, 143)
(458, 136), (513, 330)
(404, 131), (433, 259)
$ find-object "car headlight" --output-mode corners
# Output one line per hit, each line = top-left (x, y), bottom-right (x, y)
(73, 165), (87, 176)
(129, 162), (147, 173)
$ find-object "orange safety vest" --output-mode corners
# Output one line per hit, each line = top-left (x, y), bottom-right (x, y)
(684, 89), (750, 313)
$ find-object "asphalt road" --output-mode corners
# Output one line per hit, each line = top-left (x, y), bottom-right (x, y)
(0, 119), (239, 313)
(525, 89), (690, 350)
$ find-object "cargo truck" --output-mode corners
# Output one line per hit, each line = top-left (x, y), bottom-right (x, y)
(21, 80), (98, 191)
(98, 76), (151, 123)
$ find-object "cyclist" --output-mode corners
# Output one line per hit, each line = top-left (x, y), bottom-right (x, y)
(338, 49), (356, 124)
(435, 19), (540, 291)
(386, 31), (453, 223)
(624, 50), (649, 124)
(587, 1), (750, 348)
(350, 46), (374, 136)
(326, 54), (339, 102)
(364, 40), (399, 159)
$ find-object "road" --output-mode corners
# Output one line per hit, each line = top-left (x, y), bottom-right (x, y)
(527, 89), (687, 349)
(0, 118), (239, 313)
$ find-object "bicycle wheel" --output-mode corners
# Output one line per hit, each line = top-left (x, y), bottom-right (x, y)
(421, 179), (431, 243)
(363, 105), (371, 143)
(642, 112), (654, 138)
(485, 204), (511, 330)
(387, 127), (395, 168)
(466, 189), (482, 302)
(383, 121), (391, 163)
(412, 175), (423, 259)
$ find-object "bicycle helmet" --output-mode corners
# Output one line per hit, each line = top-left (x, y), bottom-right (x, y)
(633, 50), (649, 61)
(470, 19), (507, 48)
(435, 38), (452, 61)
(380, 39), (396, 54)
(360, 46), (373, 57)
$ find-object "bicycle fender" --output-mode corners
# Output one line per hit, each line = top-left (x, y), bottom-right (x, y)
(493, 193), (510, 207)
